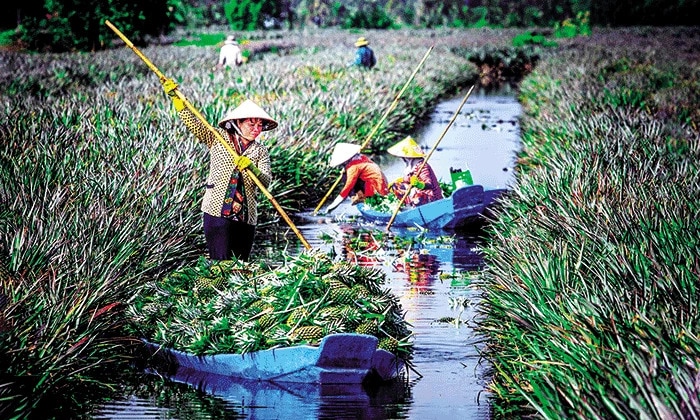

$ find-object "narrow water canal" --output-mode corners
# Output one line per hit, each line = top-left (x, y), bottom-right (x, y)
(93, 87), (521, 419)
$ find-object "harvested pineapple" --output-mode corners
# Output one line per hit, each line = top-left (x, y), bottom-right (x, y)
(128, 250), (414, 365)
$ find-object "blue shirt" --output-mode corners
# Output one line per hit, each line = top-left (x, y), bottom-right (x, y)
(353, 46), (376, 69)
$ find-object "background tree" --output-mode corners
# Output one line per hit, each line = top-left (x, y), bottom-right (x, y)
(2, 0), (45, 30)
(8, 0), (699, 52)
(16, 0), (179, 52)
(589, 0), (700, 26)
(224, 0), (281, 30)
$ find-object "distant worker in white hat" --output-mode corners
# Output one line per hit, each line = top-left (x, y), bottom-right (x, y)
(161, 78), (278, 261)
(388, 136), (443, 206)
(324, 143), (388, 213)
(215, 35), (243, 70)
(349, 36), (376, 69)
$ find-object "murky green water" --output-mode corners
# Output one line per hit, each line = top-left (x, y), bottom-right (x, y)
(92, 87), (521, 419)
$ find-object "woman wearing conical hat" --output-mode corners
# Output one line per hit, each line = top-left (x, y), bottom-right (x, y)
(162, 78), (277, 261)
(324, 143), (388, 213)
(388, 136), (443, 207)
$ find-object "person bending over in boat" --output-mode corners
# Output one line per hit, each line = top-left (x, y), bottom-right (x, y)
(325, 143), (389, 213)
(388, 136), (443, 207)
(162, 79), (278, 262)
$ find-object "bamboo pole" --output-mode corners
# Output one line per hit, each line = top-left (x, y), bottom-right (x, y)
(385, 84), (476, 231)
(312, 45), (434, 215)
(104, 20), (312, 250)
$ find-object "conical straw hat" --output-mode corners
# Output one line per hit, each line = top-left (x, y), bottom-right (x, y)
(355, 37), (369, 47)
(218, 99), (278, 131)
(330, 143), (362, 167)
(387, 136), (424, 158)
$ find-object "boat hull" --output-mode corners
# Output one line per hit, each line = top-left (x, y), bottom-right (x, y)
(357, 185), (506, 229)
(145, 333), (404, 385)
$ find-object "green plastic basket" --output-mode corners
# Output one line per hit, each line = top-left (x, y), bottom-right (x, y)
(450, 168), (473, 188)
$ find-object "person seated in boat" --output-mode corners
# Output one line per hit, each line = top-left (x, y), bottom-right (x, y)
(324, 143), (389, 213)
(388, 136), (443, 207)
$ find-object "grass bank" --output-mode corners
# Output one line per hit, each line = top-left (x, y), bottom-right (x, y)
(477, 26), (700, 418)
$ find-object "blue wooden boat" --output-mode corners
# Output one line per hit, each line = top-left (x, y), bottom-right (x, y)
(356, 184), (506, 230)
(145, 333), (404, 385)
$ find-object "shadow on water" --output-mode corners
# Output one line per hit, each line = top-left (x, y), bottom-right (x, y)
(92, 87), (520, 419)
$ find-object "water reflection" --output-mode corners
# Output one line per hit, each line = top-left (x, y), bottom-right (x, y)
(162, 367), (411, 420)
(324, 223), (491, 420)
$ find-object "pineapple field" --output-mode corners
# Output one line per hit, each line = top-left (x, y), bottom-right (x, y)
(2, 23), (700, 419)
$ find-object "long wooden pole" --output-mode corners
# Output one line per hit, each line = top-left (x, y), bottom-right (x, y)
(105, 20), (312, 250)
(312, 45), (434, 215)
(385, 84), (476, 231)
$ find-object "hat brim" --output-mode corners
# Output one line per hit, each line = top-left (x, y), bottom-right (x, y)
(387, 137), (425, 158)
(218, 99), (278, 131)
(330, 143), (362, 167)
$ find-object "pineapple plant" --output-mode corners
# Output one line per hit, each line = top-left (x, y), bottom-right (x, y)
(330, 286), (355, 304)
(340, 306), (364, 330)
(355, 320), (379, 336)
(290, 325), (324, 343)
(286, 307), (311, 327)
(257, 313), (277, 330)
(352, 284), (371, 299)
(378, 336), (399, 353)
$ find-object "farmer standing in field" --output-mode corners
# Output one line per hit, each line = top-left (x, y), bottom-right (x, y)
(161, 78), (277, 261)
(388, 136), (443, 206)
(349, 36), (376, 69)
(324, 143), (388, 213)
(215, 35), (243, 70)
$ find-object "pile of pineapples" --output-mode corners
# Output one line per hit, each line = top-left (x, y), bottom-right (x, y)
(127, 250), (413, 362)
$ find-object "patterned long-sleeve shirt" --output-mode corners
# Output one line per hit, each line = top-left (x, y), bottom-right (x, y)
(178, 108), (271, 225)
(392, 159), (443, 206)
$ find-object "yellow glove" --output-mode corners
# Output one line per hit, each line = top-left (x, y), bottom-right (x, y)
(233, 155), (261, 177)
(410, 176), (425, 189)
(162, 78), (178, 96)
(233, 155), (252, 170)
(161, 78), (185, 111)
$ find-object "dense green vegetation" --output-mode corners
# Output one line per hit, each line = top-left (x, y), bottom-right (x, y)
(4, 0), (697, 52)
(1, 4), (699, 417)
(479, 26), (700, 418)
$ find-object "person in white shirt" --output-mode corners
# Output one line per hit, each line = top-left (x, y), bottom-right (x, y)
(215, 35), (243, 69)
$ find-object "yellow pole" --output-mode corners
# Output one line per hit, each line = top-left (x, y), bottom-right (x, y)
(313, 45), (434, 215)
(105, 20), (312, 250)
(385, 84), (476, 231)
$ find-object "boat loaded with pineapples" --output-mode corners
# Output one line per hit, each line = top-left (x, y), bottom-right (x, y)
(127, 250), (414, 385)
(358, 166), (507, 230)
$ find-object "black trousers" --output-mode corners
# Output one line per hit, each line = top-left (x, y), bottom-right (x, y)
(203, 213), (256, 261)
